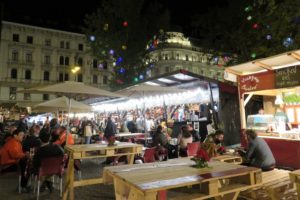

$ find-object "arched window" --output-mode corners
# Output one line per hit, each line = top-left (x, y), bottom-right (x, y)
(44, 71), (50, 81)
(11, 68), (17, 79)
(65, 57), (69, 66)
(25, 70), (31, 80)
(59, 56), (64, 65)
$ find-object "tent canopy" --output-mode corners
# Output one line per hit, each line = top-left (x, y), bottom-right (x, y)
(33, 96), (92, 113)
(225, 49), (300, 76)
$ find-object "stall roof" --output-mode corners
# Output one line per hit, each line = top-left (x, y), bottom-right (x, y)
(85, 69), (221, 105)
(225, 49), (300, 76)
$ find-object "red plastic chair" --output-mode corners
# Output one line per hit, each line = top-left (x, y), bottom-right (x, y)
(187, 142), (200, 157)
(143, 147), (156, 163)
(35, 155), (66, 200)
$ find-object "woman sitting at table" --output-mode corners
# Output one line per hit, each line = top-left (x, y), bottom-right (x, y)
(241, 129), (275, 171)
(178, 126), (193, 157)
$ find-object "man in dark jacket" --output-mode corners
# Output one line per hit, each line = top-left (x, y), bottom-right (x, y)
(33, 130), (64, 192)
(244, 129), (275, 171)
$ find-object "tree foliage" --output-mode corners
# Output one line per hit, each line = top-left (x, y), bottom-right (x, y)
(83, 0), (170, 89)
(190, 0), (300, 63)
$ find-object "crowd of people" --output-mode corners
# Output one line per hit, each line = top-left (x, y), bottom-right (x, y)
(0, 112), (276, 195)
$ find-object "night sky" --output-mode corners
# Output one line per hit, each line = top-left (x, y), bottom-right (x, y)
(0, 0), (227, 34)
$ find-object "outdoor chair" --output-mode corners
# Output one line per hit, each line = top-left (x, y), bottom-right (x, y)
(34, 155), (66, 200)
(187, 142), (200, 157)
(143, 147), (156, 163)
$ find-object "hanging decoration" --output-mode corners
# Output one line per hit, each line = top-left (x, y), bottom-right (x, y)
(139, 74), (144, 80)
(109, 49), (114, 55)
(283, 37), (294, 47)
(119, 67), (125, 74)
(251, 53), (256, 58)
(266, 35), (272, 40)
(123, 21), (128, 27)
(89, 35), (96, 42)
(121, 45), (127, 50)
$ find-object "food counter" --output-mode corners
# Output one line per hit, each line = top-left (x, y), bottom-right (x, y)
(246, 114), (300, 169)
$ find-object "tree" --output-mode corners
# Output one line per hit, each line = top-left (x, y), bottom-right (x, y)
(189, 0), (300, 63)
(83, 0), (170, 89)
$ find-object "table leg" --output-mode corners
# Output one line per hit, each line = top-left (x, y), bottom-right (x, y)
(127, 154), (135, 164)
(214, 191), (240, 200)
(62, 155), (75, 200)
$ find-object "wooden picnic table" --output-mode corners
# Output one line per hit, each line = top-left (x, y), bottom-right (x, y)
(289, 169), (300, 200)
(62, 142), (143, 200)
(212, 154), (243, 165)
(103, 157), (262, 200)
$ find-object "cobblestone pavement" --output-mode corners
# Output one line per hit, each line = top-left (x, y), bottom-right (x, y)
(0, 158), (115, 200)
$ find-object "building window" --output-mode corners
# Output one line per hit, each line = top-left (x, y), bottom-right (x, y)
(65, 57), (69, 66)
(59, 73), (64, 82)
(103, 76), (108, 84)
(164, 54), (169, 60)
(185, 55), (189, 61)
(12, 34), (19, 42)
(25, 53), (32, 63)
(65, 42), (70, 49)
(176, 54), (179, 60)
(60, 41), (64, 48)
(9, 87), (17, 100)
(12, 50), (19, 61)
(59, 56), (64, 65)
(77, 57), (83, 66)
(45, 55), (51, 64)
(24, 93), (31, 100)
(78, 44), (84, 51)
(65, 73), (69, 81)
(44, 71), (50, 81)
(92, 75), (98, 84)
(43, 94), (49, 101)
(27, 36), (33, 44)
(25, 70), (31, 80)
(93, 59), (98, 68)
(11, 69), (17, 79)
(77, 73), (83, 82)
(45, 39), (51, 46)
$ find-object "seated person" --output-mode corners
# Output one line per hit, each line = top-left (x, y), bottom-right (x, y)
(241, 129), (275, 171)
(188, 124), (200, 142)
(202, 129), (225, 157)
(53, 126), (74, 147)
(22, 124), (41, 152)
(33, 130), (64, 192)
(152, 125), (168, 147)
(178, 126), (193, 157)
(0, 129), (26, 167)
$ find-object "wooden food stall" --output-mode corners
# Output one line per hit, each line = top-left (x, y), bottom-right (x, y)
(225, 50), (300, 170)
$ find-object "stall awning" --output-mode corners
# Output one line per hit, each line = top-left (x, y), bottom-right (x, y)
(225, 49), (300, 76)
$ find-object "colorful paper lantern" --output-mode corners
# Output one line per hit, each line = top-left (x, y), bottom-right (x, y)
(251, 53), (256, 58)
(103, 24), (109, 31)
(121, 45), (127, 50)
(89, 35), (96, 41)
(123, 21), (128, 27)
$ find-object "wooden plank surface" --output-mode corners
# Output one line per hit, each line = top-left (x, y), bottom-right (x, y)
(65, 142), (143, 153)
(104, 158), (261, 192)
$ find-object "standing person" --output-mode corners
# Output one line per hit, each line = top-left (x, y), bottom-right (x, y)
(83, 120), (93, 144)
(152, 125), (168, 147)
(22, 124), (41, 152)
(242, 129), (275, 171)
(104, 116), (116, 140)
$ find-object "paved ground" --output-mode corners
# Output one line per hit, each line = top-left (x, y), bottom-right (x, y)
(0, 158), (115, 200)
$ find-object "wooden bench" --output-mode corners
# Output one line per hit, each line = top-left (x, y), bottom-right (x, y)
(239, 168), (297, 200)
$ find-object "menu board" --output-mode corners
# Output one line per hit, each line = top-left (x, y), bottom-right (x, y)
(275, 66), (300, 88)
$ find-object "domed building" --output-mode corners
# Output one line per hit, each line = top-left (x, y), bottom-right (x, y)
(145, 32), (234, 81)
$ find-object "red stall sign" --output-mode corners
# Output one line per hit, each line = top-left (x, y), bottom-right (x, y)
(239, 71), (275, 95)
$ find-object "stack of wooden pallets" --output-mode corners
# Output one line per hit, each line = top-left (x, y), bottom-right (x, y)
(239, 168), (297, 200)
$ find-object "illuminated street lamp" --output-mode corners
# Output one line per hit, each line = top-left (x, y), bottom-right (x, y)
(71, 66), (81, 81)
